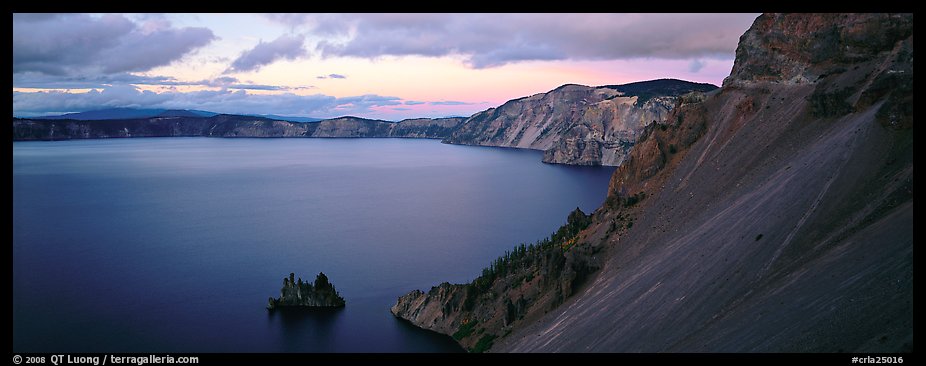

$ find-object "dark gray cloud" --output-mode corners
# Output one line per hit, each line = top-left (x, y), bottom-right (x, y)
(13, 72), (176, 89)
(269, 13), (757, 68)
(13, 86), (400, 118)
(226, 34), (307, 73)
(13, 72), (302, 92)
(13, 13), (215, 75)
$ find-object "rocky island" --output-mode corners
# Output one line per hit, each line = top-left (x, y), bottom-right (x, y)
(267, 272), (345, 310)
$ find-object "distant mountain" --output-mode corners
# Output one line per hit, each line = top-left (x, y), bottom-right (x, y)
(25, 108), (323, 122)
(29, 108), (218, 120)
(34, 108), (169, 120)
(157, 109), (217, 118)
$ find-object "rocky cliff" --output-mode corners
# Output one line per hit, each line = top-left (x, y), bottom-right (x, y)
(444, 80), (717, 166)
(268, 272), (345, 310)
(394, 13), (913, 352)
(11, 115), (465, 140)
(391, 207), (609, 352)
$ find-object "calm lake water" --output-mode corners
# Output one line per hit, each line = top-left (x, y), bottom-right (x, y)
(13, 138), (615, 352)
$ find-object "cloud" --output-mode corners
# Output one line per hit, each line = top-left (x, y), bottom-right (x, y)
(193, 77), (316, 91)
(270, 13), (757, 68)
(14, 85), (172, 113)
(403, 101), (426, 105)
(200, 76), (285, 90)
(428, 101), (474, 106)
(13, 86), (401, 118)
(227, 84), (288, 91)
(316, 73), (347, 79)
(13, 13), (215, 75)
(688, 59), (707, 73)
(13, 72), (176, 89)
(331, 94), (403, 112)
(13, 72), (312, 93)
(207, 76), (240, 86)
(226, 34), (307, 73)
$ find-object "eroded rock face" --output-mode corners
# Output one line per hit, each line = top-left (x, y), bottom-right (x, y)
(445, 80), (717, 166)
(725, 13), (913, 86)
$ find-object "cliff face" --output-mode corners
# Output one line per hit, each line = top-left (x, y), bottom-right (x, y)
(726, 13), (913, 86)
(444, 80), (717, 166)
(310, 116), (464, 138)
(497, 12), (912, 352)
(11, 115), (465, 140)
(395, 13), (913, 352)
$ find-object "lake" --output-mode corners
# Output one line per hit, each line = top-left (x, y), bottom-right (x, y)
(13, 137), (615, 352)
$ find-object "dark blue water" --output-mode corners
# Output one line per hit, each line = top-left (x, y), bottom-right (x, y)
(13, 138), (615, 352)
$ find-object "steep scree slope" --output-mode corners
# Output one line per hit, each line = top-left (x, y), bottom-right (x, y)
(497, 12), (913, 352)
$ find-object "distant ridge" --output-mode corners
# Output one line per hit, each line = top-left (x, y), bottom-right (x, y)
(156, 109), (216, 118)
(32, 108), (169, 120)
(13, 114), (466, 140)
(24, 108), (324, 123)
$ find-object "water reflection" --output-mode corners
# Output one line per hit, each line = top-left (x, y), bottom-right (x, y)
(392, 316), (465, 353)
(268, 307), (344, 352)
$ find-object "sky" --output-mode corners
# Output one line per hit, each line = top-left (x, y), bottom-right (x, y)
(12, 13), (759, 121)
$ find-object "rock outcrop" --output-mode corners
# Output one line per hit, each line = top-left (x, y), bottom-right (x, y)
(11, 115), (465, 141)
(396, 13), (913, 352)
(444, 79), (717, 166)
(391, 207), (606, 352)
(268, 272), (345, 310)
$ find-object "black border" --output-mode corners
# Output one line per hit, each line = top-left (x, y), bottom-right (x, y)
(8, 352), (916, 365)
